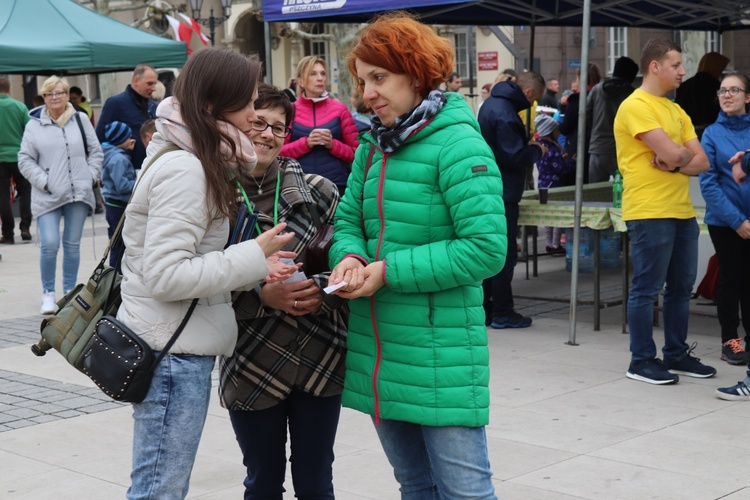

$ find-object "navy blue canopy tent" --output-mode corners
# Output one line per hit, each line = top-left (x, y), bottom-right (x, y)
(264, 0), (750, 343)
(264, 0), (750, 31)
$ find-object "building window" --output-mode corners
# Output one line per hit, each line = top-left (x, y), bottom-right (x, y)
(607, 27), (627, 75)
(454, 30), (476, 87)
(706, 31), (721, 53)
(308, 23), (328, 62)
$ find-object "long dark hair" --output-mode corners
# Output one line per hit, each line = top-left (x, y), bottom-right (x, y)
(172, 49), (262, 219)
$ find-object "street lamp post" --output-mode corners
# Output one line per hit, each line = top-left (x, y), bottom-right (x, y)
(189, 0), (232, 46)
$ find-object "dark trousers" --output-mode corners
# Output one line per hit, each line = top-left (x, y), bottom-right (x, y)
(229, 390), (341, 500)
(104, 203), (126, 270)
(708, 225), (750, 344)
(0, 162), (32, 237)
(483, 201), (518, 321)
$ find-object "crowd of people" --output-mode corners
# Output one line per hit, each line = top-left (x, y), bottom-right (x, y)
(4, 10), (750, 498)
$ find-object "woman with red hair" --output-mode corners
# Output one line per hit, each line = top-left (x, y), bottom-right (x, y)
(328, 12), (504, 498)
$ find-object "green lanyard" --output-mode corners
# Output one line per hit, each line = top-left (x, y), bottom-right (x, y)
(236, 170), (281, 235)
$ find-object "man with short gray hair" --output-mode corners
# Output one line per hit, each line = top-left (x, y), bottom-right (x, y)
(96, 64), (158, 169)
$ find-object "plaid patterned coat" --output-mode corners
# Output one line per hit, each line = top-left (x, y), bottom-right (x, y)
(219, 157), (347, 411)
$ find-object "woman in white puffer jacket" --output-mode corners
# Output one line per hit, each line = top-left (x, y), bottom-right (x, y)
(119, 49), (298, 500)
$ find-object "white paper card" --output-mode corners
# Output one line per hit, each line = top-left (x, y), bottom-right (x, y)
(323, 281), (348, 294)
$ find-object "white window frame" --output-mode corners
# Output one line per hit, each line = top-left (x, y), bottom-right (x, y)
(607, 27), (627, 75)
(309, 23), (329, 62)
(706, 31), (721, 53)
(453, 29), (475, 86)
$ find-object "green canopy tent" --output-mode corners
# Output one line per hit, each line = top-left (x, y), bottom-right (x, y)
(0, 0), (187, 75)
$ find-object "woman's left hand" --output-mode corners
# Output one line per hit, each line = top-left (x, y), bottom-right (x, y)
(737, 220), (750, 240)
(265, 251), (301, 283)
(732, 161), (747, 184)
(337, 261), (385, 299)
(321, 130), (333, 150)
(261, 278), (323, 315)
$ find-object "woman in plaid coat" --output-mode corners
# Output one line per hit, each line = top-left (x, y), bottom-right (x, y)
(219, 83), (347, 498)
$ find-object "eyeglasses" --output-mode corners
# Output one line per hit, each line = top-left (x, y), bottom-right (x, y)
(250, 119), (289, 138)
(716, 87), (747, 97)
(43, 91), (68, 98)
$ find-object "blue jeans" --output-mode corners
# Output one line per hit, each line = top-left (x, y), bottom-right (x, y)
(127, 354), (216, 500)
(36, 201), (89, 293)
(373, 419), (496, 499)
(626, 218), (699, 361)
(229, 390), (341, 499)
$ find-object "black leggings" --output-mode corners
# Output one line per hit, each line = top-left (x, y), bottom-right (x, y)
(708, 224), (750, 344)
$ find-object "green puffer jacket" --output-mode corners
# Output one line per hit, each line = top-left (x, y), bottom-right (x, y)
(329, 93), (507, 427)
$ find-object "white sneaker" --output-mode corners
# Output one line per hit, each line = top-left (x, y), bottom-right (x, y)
(40, 291), (56, 315)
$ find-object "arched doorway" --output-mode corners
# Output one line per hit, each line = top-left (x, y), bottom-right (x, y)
(235, 11), (266, 75)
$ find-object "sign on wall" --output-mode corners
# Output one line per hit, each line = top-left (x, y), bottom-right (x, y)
(478, 51), (498, 71)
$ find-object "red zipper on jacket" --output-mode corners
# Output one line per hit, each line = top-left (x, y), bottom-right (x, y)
(371, 151), (388, 423)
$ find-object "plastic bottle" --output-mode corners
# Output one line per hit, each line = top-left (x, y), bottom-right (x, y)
(565, 228), (593, 273)
(612, 169), (623, 208)
(565, 227), (622, 273)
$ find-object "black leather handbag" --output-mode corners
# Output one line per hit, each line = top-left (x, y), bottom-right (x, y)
(83, 299), (198, 403)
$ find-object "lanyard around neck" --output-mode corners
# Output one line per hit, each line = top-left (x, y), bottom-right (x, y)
(236, 170), (280, 235)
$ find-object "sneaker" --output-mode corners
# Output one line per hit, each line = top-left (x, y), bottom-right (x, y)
(626, 358), (679, 384)
(716, 380), (750, 401)
(20, 230), (32, 241)
(490, 312), (532, 329)
(664, 343), (717, 378)
(40, 292), (56, 315)
(721, 338), (750, 365)
(0, 235), (14, 244)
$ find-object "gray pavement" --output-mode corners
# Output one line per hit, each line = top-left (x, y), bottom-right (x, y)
(2, 214), (750, 499)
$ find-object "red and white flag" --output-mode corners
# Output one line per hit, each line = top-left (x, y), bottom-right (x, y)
(178, 12), (210, 46)
(165, 14), (194, 54)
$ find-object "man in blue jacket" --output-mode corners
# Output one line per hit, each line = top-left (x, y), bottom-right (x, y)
(478, 71), (547, 329)
(96, 65), (158, 170)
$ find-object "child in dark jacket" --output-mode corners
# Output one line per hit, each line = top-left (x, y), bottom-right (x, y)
(535, 113), (574, 253)
(101, 121), (136, 268)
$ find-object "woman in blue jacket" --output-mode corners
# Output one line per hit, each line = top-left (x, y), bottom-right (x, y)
(699, 72), (750, 368)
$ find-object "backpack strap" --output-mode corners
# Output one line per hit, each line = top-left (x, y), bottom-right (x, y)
(74, 113), (89, 158)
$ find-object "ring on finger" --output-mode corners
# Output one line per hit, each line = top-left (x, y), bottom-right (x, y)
(293, 300), (298, 308)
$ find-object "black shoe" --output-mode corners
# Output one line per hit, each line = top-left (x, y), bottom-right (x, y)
(0, 235), (14, 244)
(626, 358), (679, 385)
(20, 230), (32, 241)
(721, 338), (750, 365)
(664, 343), (717, 378)
(490, 312), (532, 329)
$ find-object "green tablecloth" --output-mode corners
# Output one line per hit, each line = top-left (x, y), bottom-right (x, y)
(518, 200), (613, 230)
(519, 200), (707, 234)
